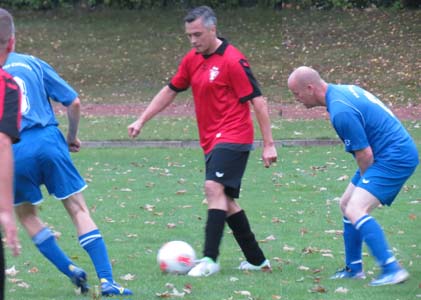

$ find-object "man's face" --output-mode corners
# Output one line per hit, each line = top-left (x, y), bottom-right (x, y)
(288, 81), (316, 108)
(185, 17), (216, 55)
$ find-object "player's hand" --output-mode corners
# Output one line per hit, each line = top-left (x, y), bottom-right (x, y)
(262, 144), (277, 168)
(0, 212), (21, 256)
(68, 137), (81, 152)
(128, 120), (143, 138)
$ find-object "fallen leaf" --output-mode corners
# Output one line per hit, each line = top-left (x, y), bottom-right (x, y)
(309, 285), (327, 293)
(5, 266), (19, 276)
(28, 267), (39, 273)
(335, 287), (349, 293)
(298, 265), (310, 271)
(143, 204), (155, 211)
(120, 273), (136, 281)
(283, 245), (295, 252)
(234, 290), (251, 296)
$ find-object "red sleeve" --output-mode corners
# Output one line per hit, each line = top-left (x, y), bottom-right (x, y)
(169, 52), (193, 92)
(228, 57), (262, 103)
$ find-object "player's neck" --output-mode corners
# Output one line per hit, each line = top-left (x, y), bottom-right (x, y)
(205, 38), (222, 55)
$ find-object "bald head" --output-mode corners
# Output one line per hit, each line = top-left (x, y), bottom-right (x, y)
(288, 66), (323, 89)
(287, 66), (327, 108)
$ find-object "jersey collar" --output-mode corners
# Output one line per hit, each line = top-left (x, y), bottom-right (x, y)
(202, 38), (228, 59)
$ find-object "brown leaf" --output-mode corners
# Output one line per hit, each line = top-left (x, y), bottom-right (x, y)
(28, 267), (39, 273)
(183, 283), (192, 294)
(300, 228), (308, 236)
(309, 285), (327, 293)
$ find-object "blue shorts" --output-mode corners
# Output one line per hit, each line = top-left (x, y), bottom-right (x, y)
(13, 126), (87, 206)
(351, 163), (417, 206)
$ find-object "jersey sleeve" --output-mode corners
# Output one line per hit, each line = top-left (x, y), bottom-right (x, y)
(332, 111), (369, 153)
(0, 75), (21, 143)
(169, 54), (191, 92)
(37, 57), (78, 106)
(229, 58), (262, 103)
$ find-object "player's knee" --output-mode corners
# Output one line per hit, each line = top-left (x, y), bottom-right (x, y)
(204, 180), (224, 198)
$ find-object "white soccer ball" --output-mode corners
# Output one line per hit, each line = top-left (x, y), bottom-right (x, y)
(157, 240), (196, 275)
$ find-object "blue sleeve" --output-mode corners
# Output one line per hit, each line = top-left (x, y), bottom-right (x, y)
(37, 58), (78, 106)
(332, 111), (369, 153)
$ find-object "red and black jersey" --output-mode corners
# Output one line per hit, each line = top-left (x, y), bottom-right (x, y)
(169, 39), (261, 154)
(0, 68), (21, 143)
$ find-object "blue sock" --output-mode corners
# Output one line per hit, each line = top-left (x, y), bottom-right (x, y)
(355, 215), (400, 273)
(79, 229), (113, 282)
(343, 217), (363, 272)
(32, 227), (74, 277)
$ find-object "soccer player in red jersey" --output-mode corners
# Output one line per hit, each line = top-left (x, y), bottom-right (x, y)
(0, 8), (21, 300)
(128, 6), (277, 277)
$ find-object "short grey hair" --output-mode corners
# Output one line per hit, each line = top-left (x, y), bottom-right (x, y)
(0, 8), (14, 50)
(184, 6), (217, 28)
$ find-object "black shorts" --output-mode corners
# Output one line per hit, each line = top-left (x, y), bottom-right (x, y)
(205, 148), (250, 199)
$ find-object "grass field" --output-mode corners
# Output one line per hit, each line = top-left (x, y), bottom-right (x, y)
(5, 147), (421, 300)
(11, 7), (421, 105)
(55, 115), (421, 144)
(4, 6), (421, 300)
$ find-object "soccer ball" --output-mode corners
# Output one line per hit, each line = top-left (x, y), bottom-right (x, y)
(157, 240), (196, 275)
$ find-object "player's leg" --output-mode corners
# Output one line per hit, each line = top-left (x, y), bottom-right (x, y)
(14, 203), (89, 293)
(187, 179), (225, 277)
(331, 182), (365, 279)
(188, 148), (247, 277)
(38, 127), (131, 295)
(203, 180), (227, 260)
(63, 188), (132, 296)
(345, 187), (409, 286)
(226, 200), (271, 271)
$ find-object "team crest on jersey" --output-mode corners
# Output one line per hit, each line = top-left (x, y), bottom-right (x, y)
(209, 66), (219, 82)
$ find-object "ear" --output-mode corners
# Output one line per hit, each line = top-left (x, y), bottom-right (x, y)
(6, 36), (15, 53)
(209, 24), (217, 35)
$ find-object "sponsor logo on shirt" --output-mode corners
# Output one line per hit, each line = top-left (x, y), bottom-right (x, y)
(209, 66), (219, 82)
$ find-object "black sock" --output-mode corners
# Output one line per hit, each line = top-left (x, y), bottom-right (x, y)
(203, 209), (226, 261)
(226, 210), (266, 266)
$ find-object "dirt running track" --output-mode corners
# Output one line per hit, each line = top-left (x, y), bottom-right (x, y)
(77, 103), (421, 120)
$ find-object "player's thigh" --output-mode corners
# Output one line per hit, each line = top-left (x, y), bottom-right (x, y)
(205, 148), (249, 199)
(39, 129), (86, 199)
(347, 187), (380, 214)
(354, 163), (416, 206)
(339, 182), (356, 213)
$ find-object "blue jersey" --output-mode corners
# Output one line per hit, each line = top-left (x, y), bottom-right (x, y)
(3, 52), (77, 132)
(326, 84), (418, 169)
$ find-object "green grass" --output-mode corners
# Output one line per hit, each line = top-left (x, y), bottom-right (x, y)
(5, 146), (421, 299)
(4, 6), (421, 300)
(57, 115), (421, 144)
(11, 8), (421, 105)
